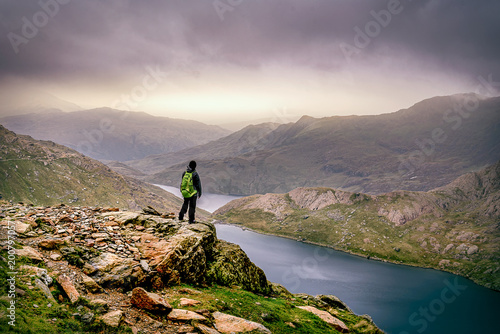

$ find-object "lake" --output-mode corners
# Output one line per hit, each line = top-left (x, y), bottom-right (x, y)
(155, 184), (241, 213)
(216, 224), (500, 334)
(156, 185), (500, 334)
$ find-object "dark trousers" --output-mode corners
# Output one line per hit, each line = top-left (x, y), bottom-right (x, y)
(179, 195), (197, 223)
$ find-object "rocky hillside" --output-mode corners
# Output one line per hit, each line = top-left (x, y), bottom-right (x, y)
(143, 94), (500, 195)
(0, 203), (382, 333)
(214, 162), (500, 290)
(0, 125), (194, 215)
(0, 108), (231, 161)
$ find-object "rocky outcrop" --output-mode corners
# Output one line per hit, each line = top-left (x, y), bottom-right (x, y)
(289, 187), (357, 210)
(206, 240), (271, 295)
(0, 203), (382, 333)
(151, 223), (217, 288)
(377, 191), (442, 225)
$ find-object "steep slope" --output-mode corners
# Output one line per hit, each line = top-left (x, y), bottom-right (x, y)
(145, 94), (500, 195)
(213, 161), (500, 290)
(0, 203), (382, 334)
(0, 108), (231, 161)
(0, 125), (198, 215)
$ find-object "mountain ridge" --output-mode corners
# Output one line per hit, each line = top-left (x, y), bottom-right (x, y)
(140, 93), (500, 196)
(0, 108), (231, 162)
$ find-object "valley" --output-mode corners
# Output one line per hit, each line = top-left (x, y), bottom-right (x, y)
(213, 162), (500, 291)
(131, 94), (500, 196)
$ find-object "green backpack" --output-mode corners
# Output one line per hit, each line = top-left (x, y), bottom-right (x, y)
(181, 172), (197, 198)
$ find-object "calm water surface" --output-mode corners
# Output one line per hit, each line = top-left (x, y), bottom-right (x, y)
(157, 185), (499, 334)
(216, 224), (500, 334)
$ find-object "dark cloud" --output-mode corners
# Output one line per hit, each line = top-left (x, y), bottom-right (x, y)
(0, 0), (499, 88)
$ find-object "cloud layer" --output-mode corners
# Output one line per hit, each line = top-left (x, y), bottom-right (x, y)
(1, 0), (499, 122)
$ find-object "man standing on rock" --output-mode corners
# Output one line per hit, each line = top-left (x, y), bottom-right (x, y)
(178, 160), (202, 224)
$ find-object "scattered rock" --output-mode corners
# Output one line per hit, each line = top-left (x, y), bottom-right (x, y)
(100, 310), (124, 327)
(15, 221), (32, 234)
(89, 299), (109, 313)
(130, 287), (172, 314)
(195, 323), (221, 334)
(212, 311), (271, 333)
(316, 295), (352, 312)
(38, 239), (65, 250)
(456, 243), (469, 254)
(467, 245), (479, 255)
(179, 297), (202, 307)
(16, 246), (44, 261)
(56, 274), (80, 304)
(439, 260), (450, 267)
(50, 253), (62, 261)
(81, 273), (104, 293)
(167, 309), (207, 322)
(442, 244), (454, 254)
(81, 312), (95, 324)
(34, 278), (55, 301)
(178, 324), (197, 333)
(297, 306), (349, 333)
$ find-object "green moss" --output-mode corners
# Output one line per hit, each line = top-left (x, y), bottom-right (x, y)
(171, 284), (382, 334)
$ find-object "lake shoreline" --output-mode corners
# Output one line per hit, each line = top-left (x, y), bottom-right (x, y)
(212, 220), (500, 293)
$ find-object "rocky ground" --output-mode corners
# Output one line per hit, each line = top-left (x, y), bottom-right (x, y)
(0, 202), (382, 333)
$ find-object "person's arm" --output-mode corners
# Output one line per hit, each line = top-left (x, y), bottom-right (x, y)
(194, 172), (202, 197)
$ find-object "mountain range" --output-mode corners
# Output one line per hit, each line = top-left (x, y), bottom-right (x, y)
(0, 124), (207, 217)
(213, 161), (500, 290)
(134, 93), (500, 195)
(0, 108), (230, 162)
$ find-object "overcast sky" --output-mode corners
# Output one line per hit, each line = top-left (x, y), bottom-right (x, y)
(1, 0), (499, 124)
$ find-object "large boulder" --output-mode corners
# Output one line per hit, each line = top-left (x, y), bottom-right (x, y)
(149, 223), (217, 289)
(206, 240), (270, 295)
(86, 252), (145, 290)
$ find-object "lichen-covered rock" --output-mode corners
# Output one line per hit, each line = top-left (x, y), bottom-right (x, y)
(206, 240), (270, 295)
(87, 252), (145, 290)
(150, 223), (216, 289)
